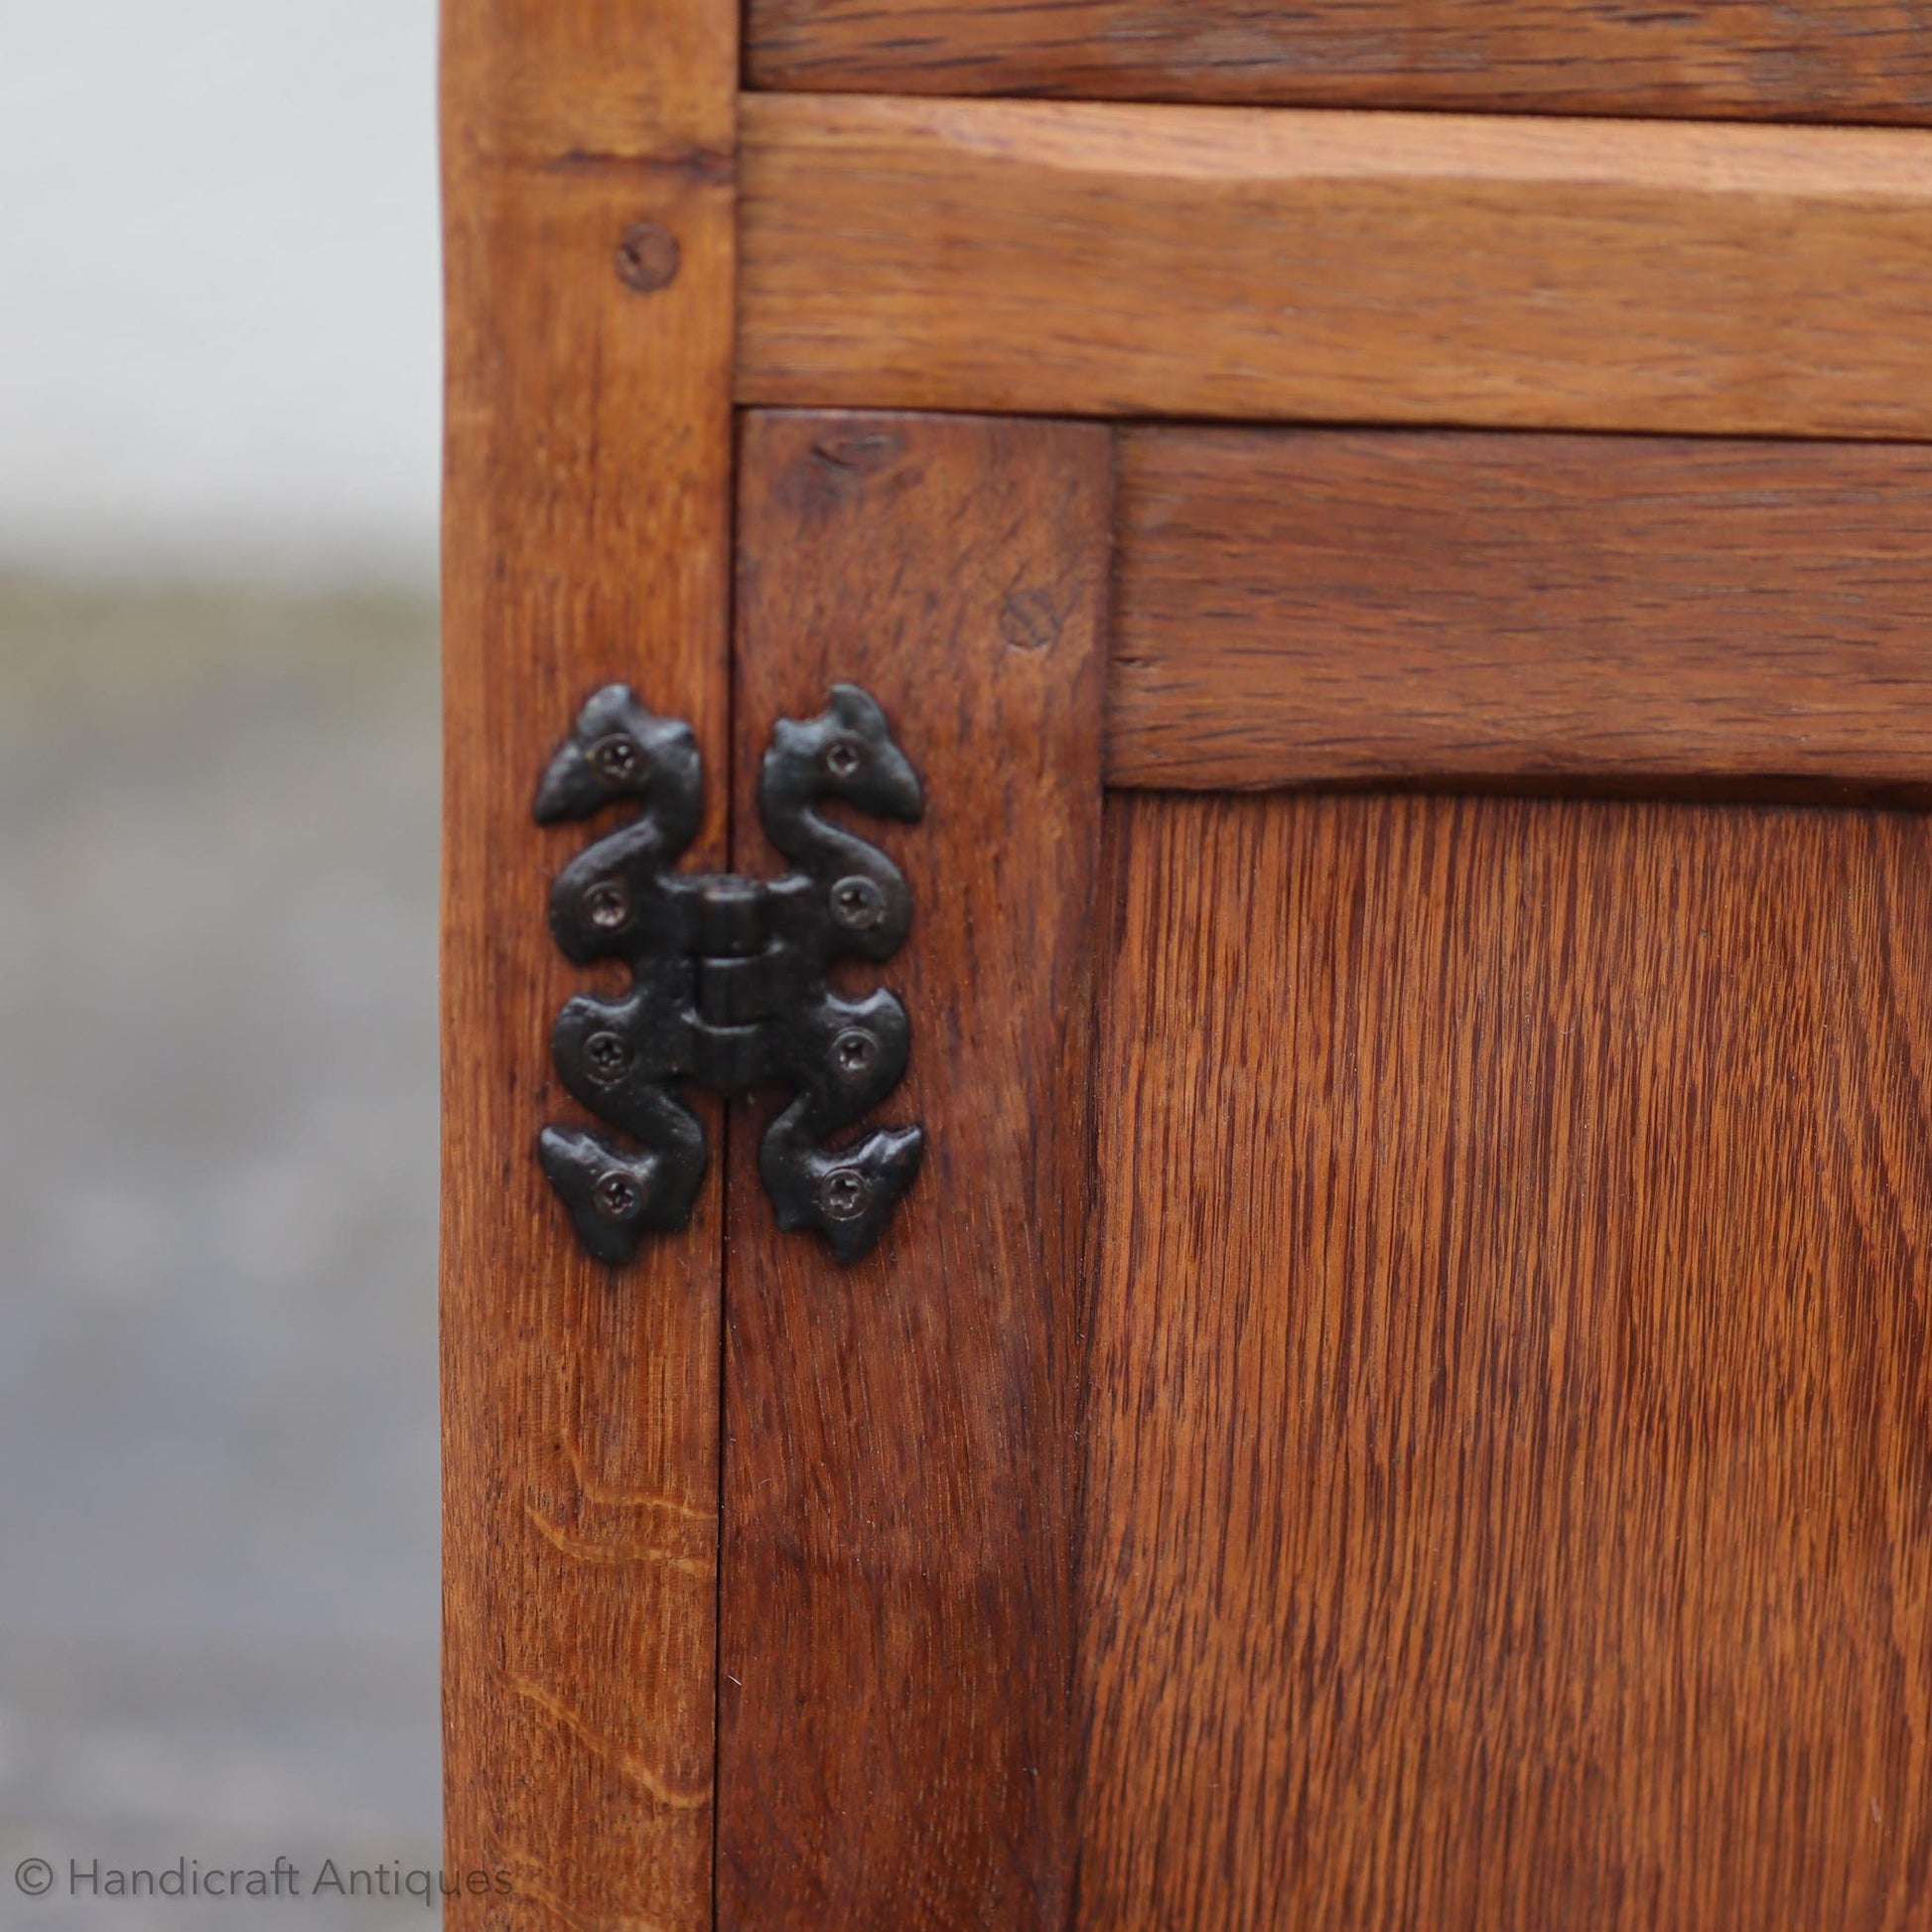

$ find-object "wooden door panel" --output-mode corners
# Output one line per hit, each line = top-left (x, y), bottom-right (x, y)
(1078, 790), (1932, 1931)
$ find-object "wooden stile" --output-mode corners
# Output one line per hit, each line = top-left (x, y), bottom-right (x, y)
(720, 410), (1110, 1932)
(440, 1), (736, 1926)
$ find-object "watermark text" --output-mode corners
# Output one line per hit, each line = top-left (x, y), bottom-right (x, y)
(15, 1857), (510, 1908)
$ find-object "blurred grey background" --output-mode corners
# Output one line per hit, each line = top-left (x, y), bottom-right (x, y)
(2, 4), (444, 1925)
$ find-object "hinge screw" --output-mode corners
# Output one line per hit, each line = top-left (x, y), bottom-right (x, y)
(595, 1173), (645, 1220)
(589, 734), (643, 782)
(824, 738), (864, 780)
(584, 880), (634, 930)
(832, 1028), (878, 1076)
(818, 1168), (872, 1222)
(829, 876), (886, 932)
(583, 1031), (636, 1085)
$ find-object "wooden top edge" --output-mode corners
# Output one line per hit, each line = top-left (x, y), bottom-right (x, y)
(745, 0), (1932, 128)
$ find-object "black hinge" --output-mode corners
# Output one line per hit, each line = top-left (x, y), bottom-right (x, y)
(532, 682), (924, 1266)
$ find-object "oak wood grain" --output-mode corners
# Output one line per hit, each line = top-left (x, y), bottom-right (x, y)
(440, 3), (735, 1924)
(1108, 429), (1932, 796)
(1077, 789), (1932, 1932)
(747, 0), (1932, 125)
(738, 94), (1932, 439)
(720, 411), (1111, 1930)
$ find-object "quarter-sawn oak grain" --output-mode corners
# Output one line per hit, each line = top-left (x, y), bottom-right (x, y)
(441, 1), (734, 1924)
(738, 95), (1932, 440)
(1078, 790), (1932, 1932)
(748, 0), (1932, 125)
(1109, 430), (1932, 795)
(720, 411), (1111, 1931)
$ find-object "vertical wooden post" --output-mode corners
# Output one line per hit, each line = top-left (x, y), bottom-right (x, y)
(721, 411), (1113, 1928)
(440, 4), (736, 1925)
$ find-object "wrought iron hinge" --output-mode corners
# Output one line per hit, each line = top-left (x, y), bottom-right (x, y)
(532, 682), (925, 1266)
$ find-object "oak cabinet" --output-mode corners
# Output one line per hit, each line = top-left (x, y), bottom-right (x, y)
(442, 6), (1932, 1927)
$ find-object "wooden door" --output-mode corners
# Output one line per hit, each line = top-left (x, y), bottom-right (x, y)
(441, 6), (1932, 1929)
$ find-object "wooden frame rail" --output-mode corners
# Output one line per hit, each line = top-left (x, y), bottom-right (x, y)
(738, 95), (1932, 439)
(1104, 430), (1932, 796)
